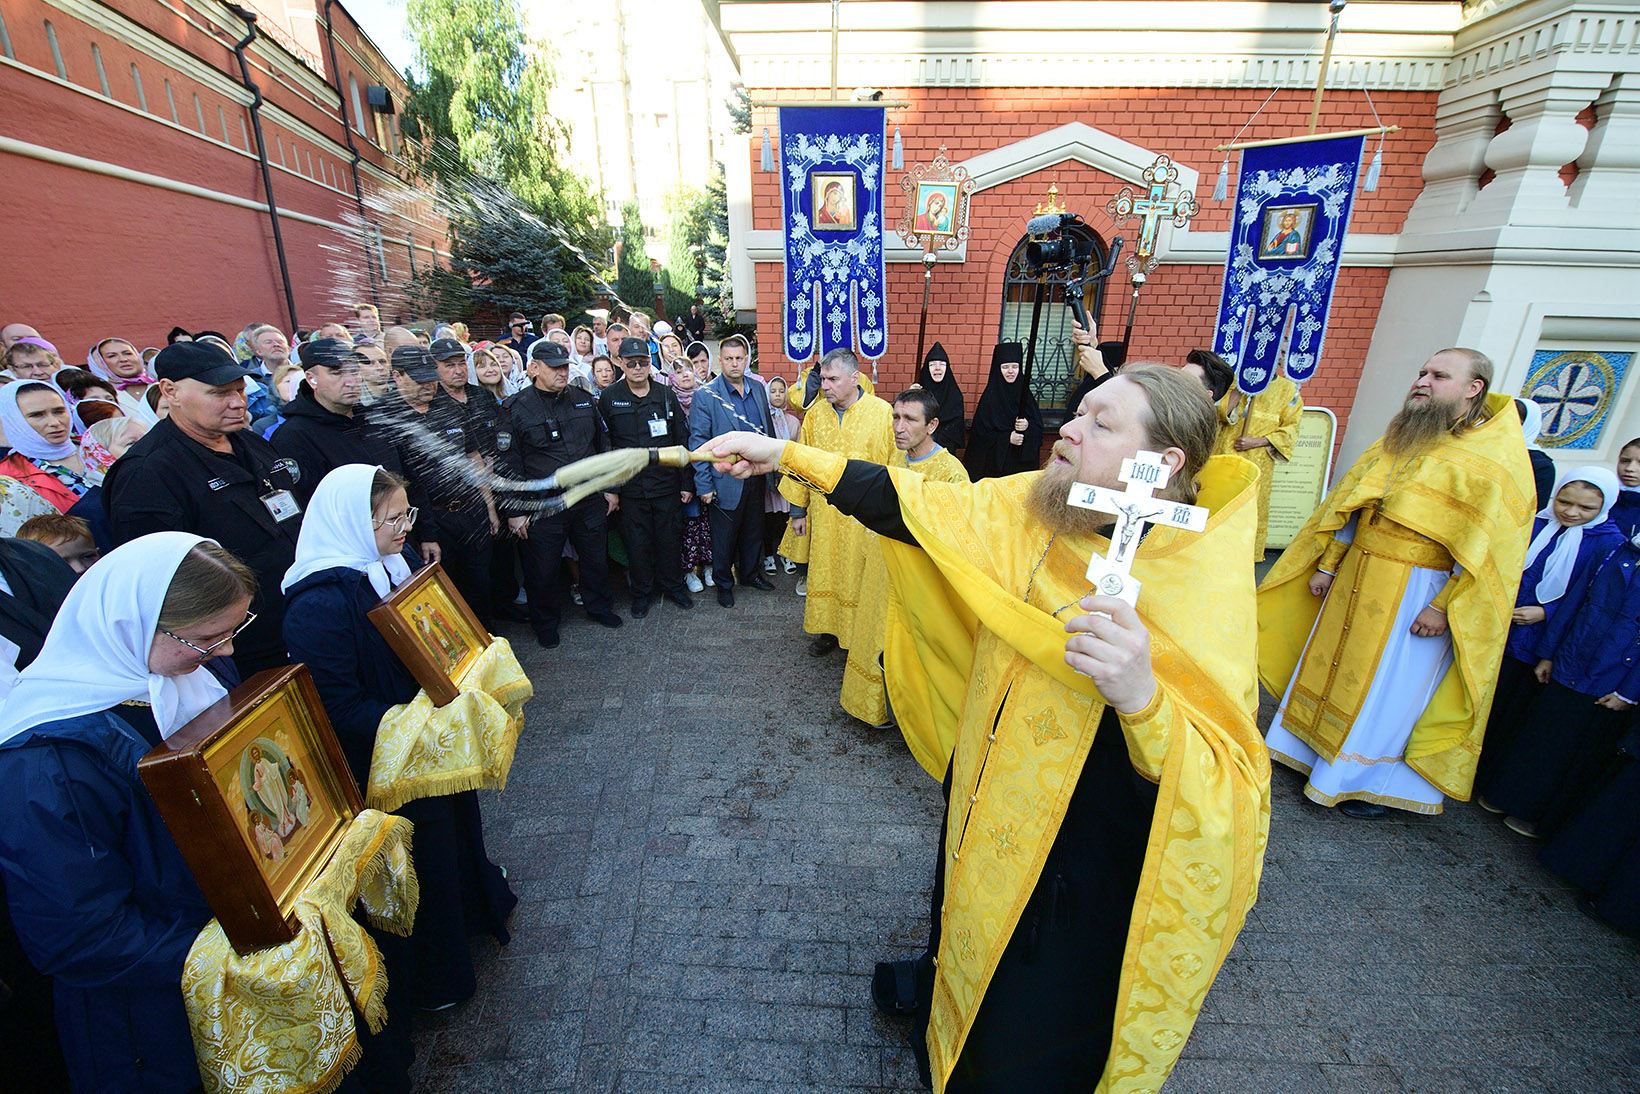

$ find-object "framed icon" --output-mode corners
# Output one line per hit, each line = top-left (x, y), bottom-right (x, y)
(138, 665), (363, 955)
(1257, 203), (1317, 261)
(811, 172), (857, 231)
(913, 181), (958, 237)
(368, 562), (491, 706)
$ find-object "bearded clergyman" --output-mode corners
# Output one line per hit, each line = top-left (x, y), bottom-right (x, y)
(703, 363), (1270, 1092)
(1260, 348), (1534, 818)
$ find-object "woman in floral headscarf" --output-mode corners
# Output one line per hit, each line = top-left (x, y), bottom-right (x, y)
(668, 358), (715, 591)
(86, 337), (158, 423)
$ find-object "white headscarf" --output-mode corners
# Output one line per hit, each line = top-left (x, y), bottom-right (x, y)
(0, 533), (231, 744)
(1516, 397), (1544, 450)
(0, 380), (76, 462)
(1524, 464), (1622, 604)
(282, 464), (412, 599)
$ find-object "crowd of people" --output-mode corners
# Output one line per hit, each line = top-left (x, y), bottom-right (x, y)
(1, 301), (1637, 1093)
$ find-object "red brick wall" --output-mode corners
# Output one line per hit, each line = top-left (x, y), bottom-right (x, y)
(0, 0), (439, 357)
(747, 85), (1437, 445)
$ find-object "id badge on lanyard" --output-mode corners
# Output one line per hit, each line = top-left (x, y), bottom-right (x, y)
(648, 416), (669, 439)
(261, 480), (301, 522)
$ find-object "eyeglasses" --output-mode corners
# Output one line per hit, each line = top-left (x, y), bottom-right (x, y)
(372, 507), (419, 534)
(162, 611), (257, 657)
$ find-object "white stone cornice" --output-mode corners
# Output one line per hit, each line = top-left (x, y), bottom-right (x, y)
(1390, 223), (1640, 267)
(1448, 0), (1640, 90)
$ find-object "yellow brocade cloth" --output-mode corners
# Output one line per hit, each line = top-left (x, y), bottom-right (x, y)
(1213, 376), (1302, 555)
(779, 392), (896, 640)
(182, 809), (419, 1094)
(779, 444), (1271, 1094)
(840, 447), (969, 724)
(366, 637), (532, 813)
(1257, 392), (1534, 800)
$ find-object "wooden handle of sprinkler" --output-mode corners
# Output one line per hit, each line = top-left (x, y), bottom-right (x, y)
(653, 446), (723, 468)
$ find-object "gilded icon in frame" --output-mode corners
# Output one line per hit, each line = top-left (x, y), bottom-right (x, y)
(913, 181), (957, 236)
(1257, 203), (1316, 261)
(138, 665), (362, 954)
(811, 172), (857, 231)
(368, 562), (491, 706)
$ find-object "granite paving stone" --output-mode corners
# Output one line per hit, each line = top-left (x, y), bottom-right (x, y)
(406, 572), (1640, 1091)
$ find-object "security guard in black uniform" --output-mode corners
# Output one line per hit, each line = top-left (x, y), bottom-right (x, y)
(104, 341), (302, 675)
(367, 345), (497, 627)
(499, 340), (623, 648)
(598, 337), (693, 617)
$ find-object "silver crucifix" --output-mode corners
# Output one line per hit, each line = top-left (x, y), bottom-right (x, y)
(1066, 451), (1208, 606)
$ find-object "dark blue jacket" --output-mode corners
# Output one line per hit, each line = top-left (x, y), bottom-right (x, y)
(1541, 540), (1640, 700)
(1610, 490), (1640, 539)
(282, 552), (421, 790)
(0, 707), (211, 1092)
(1505, 516), (1625, 663)
(688, 374), (773, 510)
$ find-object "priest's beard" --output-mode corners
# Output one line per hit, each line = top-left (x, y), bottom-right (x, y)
(1026, 443), (1115, 538)
(1383, 394), (1461, 456)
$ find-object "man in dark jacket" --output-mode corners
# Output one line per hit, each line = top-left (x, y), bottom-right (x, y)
(500, 340), (622, 647)
(599, 337), (693, 617)
(271, 338), (403, 504)
(370, 346), (497, 627)
(103, 343), (301, 674)
(0, 536), (75, 687)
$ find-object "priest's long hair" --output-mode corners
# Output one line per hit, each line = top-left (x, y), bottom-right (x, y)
(1121, 363), (1219, 504)
(1442, 347), (1495, 436)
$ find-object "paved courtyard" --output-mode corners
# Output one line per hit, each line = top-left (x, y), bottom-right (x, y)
(411, 575), (1640, 1093)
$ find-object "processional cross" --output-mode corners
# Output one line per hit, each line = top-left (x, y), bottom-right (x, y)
(1067, 451), (1208, 607)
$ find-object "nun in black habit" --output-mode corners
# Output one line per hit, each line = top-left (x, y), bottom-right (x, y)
(962, 342), (1042, 480)
(915, 342), (966, 452)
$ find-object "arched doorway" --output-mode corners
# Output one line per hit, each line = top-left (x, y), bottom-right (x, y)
(996, 225), (1109, 426)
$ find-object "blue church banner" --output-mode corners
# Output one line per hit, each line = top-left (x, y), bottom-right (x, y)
(1212, 133), (1365, 394)
(778, 105), (887, 362)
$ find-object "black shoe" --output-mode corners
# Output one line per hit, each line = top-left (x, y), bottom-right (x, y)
(588, 611), (624, 629)
(496, 603), (530, 623)
(745, 575), (776, 591)
(717, 587), (735, 608)
(536, 630), (560, 649)
(809, 634), (839, 656)
(631, 598), (650, 619)
(665, 590), (694, 610)
(1337, 799), (1387, 819)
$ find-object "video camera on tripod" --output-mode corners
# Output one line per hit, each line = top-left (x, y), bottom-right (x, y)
(1023, 211), (1123, 332)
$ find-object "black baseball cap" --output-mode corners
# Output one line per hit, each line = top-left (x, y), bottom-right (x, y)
(530, 340), (570, 366)
(429, 337), (466, 361)
(153, 342), (254, 387)
(297, 338), (364, 371)
(617, 337), (650, 360)
(390, 345), (440, 383)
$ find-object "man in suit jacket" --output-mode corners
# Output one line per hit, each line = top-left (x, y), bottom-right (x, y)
(688, 335), (776, 607)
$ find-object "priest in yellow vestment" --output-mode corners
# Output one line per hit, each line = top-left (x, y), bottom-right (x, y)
(1211, 369), (1303, 557)
(704, 363), (1271, 1094)
(780, 348), (895, 652)
(1261, 348), (1533, 817)
(841, 387), (969, 727)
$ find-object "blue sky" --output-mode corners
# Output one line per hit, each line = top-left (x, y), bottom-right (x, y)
(344, 0), (416, 75)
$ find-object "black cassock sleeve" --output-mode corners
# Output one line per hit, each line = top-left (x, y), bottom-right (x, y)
(826, 460), (916, 546)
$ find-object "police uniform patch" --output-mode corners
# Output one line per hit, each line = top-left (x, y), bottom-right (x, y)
(496, 431), (513, 452)
(272, 457), (301, 483)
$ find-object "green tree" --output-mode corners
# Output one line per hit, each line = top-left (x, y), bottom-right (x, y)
(400, 0), (610, 305)
(726, 83), (752, 136)
(615, 201), (653, 308)
(661, 185), (710, 318)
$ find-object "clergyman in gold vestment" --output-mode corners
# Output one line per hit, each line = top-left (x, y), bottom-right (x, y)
(1261, 348), (1533, 817)
(840, 387), (969, 727)
(1213, 372), (1303, 556)
(779, 348), (895, 652)
(703, 364), (1271, 1093)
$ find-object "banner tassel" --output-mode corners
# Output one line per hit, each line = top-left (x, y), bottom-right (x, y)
(761, 127), (774, 173)
(1362, 142), (1382, 193)
(892, 126), (903, 170)
(1212, 157), (1229, 203)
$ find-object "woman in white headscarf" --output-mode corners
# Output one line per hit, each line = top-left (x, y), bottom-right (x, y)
(1515, 396), (1555, 511)
(86, 336), (159, 423)
(0, 533), (256, 1092)
(282, 464), (516, 1010)
(0, 380), (93, 533)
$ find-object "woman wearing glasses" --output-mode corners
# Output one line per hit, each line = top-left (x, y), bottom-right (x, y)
(0, 532), (256, 1092)
(282, 464), (515, 1014)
